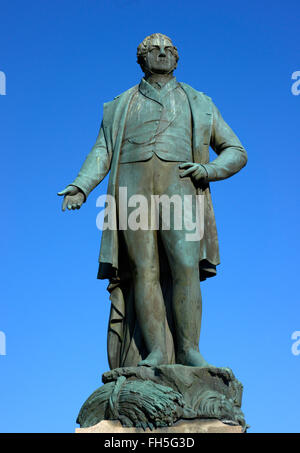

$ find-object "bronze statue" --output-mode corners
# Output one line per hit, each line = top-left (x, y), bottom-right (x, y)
(58, 33), (247, 372)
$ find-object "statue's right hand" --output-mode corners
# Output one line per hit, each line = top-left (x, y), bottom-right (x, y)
(57, 185), (85, 211)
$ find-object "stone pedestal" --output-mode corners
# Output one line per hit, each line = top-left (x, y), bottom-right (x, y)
(76, 419), (243, 433)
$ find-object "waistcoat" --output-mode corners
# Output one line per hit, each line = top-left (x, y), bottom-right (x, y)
(120, 77), (192, 163)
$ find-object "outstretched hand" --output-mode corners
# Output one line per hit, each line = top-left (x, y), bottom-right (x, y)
(57, 185), (85, 211)
(178, 162), (208, 183)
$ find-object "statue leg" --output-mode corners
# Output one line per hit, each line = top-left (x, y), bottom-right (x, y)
(118, 159), (168, 367)
(121, 227), (168, 367)
(155, 156), (210, 367)
(160, 229), (209, 367)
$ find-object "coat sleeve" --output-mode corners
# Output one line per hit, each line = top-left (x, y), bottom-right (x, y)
(203, 102), (247, 181)
(69, 121), (112, 200)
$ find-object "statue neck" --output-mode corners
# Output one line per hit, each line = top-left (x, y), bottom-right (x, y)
(144, 72), (174, 89)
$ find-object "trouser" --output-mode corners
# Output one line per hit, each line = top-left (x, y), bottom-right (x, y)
(117, 154), (202, 359)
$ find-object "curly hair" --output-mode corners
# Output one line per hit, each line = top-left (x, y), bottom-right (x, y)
(137, 33), (179, 72)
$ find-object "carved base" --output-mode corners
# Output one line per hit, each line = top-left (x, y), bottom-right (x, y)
(76, 365), (247, 432)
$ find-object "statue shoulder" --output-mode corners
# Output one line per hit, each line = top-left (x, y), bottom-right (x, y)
(104, 85), (138, 107)
(179, 82), (212, 103)
(102, 85), (138, 125)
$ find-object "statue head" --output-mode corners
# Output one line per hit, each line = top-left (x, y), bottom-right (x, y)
(137, 33), (179, 76)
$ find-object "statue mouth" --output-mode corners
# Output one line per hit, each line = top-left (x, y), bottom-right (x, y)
(154, 59), (171, 68)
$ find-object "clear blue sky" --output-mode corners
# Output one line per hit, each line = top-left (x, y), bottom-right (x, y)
(0, 0), (299, 433)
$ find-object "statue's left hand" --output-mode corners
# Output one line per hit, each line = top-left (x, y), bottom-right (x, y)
(179, 162), (208, 183)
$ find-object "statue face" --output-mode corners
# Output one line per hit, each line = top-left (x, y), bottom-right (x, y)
(143, 36), (177, 75)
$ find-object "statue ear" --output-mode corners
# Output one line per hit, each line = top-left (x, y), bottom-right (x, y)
(137, 55), (146, 73)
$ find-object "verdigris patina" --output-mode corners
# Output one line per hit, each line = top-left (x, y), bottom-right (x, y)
(77, 365), (247, 431)
(58, 33), (248, 431)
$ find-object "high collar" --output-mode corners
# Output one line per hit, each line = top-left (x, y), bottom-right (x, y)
(139, 77), (179, 104)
